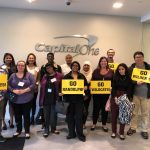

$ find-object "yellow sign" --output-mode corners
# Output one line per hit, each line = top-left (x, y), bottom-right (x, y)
(62, 79), (84, 94)
(0, 74), (8, 90)
(131, 68), (150, 83)
(108, 63), (118, 71)
(90, 80), (111, 94)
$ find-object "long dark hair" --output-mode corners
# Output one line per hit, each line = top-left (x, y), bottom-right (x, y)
(17, 60), (28, 79)
(98, 56), (109, 69)
(3, 53), (16, 67)
(26, 53), (37, 66)
(114, 63), (130, 80)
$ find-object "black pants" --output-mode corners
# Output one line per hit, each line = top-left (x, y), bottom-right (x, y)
(31, 92), (38, 117)
(43, 104), (56, 134)
(92, 94), (109, 125)
(12, 101), (32, 133)
(83, 95), (91, 124)
(67, 102), (84, 137)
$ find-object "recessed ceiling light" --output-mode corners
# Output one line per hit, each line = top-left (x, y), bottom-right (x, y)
(113, 2), (123, 9)
(27, 0), (36, 3)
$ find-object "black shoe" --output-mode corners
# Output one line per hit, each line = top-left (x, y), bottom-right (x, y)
(51, 130), (60, 134)
(0, 136), (6, 143)
(111, 133), (116, 138)
(102, 126), (108, 132)
(43, 133), (49, 138)
(91, 125), (96, 131)
(8, 120), (14, 128)
(120, 135), (125, 140)
(141, 132), (149, 139)
(66, 135), (76, 139)
(78, 136), (86, 142)
(13, 132), (21, 137)
(127, 128), (136, 136)
(2, 124), (7, 130)
(30, 116), (35, 125)
(25, 133), (30, 139)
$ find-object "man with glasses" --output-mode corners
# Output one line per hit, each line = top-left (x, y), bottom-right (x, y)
(127, 51), (150, 139)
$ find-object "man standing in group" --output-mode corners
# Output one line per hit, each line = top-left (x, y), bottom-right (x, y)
(127, 51), (150, 139)
(40, 52), (62, 80)
(61, 54), (73, 76)
(107, 49), (115, 63)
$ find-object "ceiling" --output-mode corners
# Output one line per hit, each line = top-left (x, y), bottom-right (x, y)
(0, 0), (150, 21)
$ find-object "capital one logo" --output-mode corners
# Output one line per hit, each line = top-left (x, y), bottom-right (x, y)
(35, 34), (100, 57)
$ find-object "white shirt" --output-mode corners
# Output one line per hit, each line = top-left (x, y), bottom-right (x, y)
(61, 64), (71, 75)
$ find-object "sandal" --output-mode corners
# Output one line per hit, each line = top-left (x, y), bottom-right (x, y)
(127, 128), (136, 136)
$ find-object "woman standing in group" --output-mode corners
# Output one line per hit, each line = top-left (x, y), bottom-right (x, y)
(91, 57), (114, 131)
(63, 61), (88, 142)
(39, 63), (63, 137)
(8, 60), (35, 139)
(81, 61), (92, 129)
(26, 53), (40, 125)
(1, 53), (16, 130)
(111, 63), (133, 140)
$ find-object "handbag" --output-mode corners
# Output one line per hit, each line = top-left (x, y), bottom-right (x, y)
(117, 94), (135, 124)
(55, 100), (69, 115)
(7, 91), (17, 103)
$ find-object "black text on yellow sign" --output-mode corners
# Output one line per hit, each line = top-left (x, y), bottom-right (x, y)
(90, 80), (111, 94)
(0, 74), (8, 90)
(62, 80), (84, 94)
(108, 63), (118, 71)
(132, 68), (150, 83)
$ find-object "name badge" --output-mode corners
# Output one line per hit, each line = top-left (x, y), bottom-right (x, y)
(18, 82), (24, 87)
(48, 89), (52, 93)
(51, 78), (56, 83)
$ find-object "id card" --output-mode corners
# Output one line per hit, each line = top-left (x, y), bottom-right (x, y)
(48, 88), (52, 93)
(51, 78), (56, 83)
(18, 82), (24, 87)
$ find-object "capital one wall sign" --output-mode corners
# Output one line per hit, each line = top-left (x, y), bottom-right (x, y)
(35, 34), (100, 57)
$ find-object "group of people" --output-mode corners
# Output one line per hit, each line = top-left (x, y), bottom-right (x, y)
(0, 49), (150, 143)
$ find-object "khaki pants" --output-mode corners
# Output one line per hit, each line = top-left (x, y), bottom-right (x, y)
(130, 95), (149, 132)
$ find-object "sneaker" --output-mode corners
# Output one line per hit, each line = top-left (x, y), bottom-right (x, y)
(127, 128), (136, 136)
(0, 136), (6, 143)
(141, 132), (149, 139)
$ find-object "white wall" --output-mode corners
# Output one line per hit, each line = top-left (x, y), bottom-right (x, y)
(142, 23), (150, 64)
(0, 8), (142, 69)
